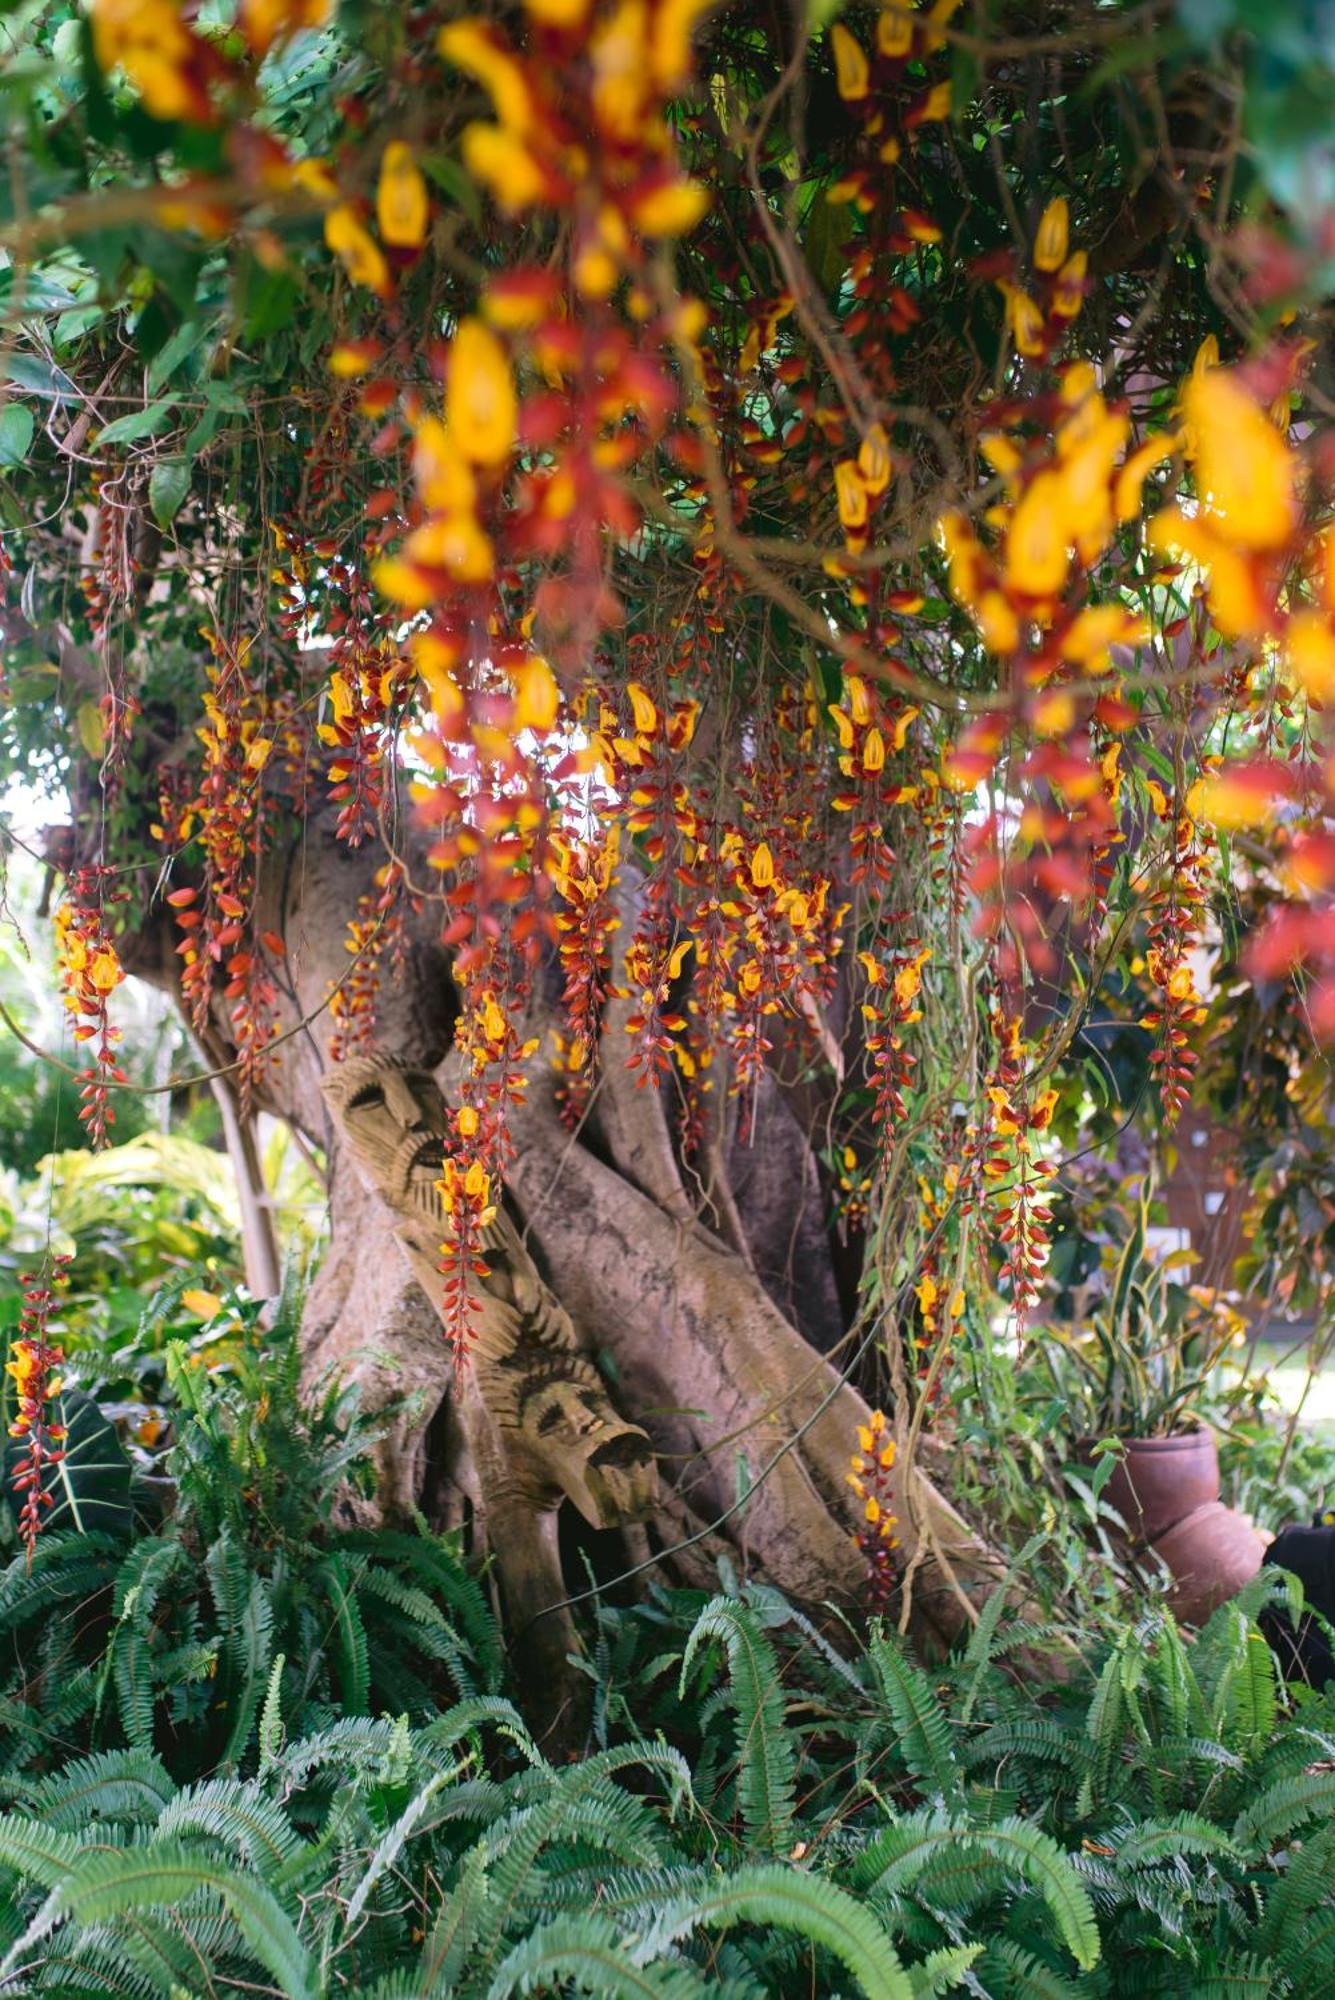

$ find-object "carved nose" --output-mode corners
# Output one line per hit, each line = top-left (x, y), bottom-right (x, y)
(383, 1074), (427, 1127)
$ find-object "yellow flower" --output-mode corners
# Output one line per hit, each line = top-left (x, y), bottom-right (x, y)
(1183, 369), (1298, 553)
(1033, 196), (1069, 273)
(1005, 473), (1069, 598)
(462, 124), (545, 212)
(413, 417), (477, 515)
(437, 22), (533, 129)
(857, 424), (892, 496)
(830, 23), (869, 99)
(750, 843), (775, 890)
(376, 141), (429, 249)
(627, 681), (658, 734)
(446, 319), (517, 469)
(324, 205), (391, 296)
(835, 460), (869, 532)
(92, 0), (201, 122)
(651, 0), (712, 85)
(512, 655), (560, 733)
(631, 180), (709, 238)
(1285, 611), (1335, 703)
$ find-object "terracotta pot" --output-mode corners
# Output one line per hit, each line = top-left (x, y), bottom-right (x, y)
(1152, 1502), (1270, 1627)
(1103, 1430), (1220, 1546)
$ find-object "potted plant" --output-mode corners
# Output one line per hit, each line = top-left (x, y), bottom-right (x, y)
(1042, 1193), (1268, 1621)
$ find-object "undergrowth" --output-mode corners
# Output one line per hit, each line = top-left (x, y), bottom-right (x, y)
(2, 1318), (1335, 1994)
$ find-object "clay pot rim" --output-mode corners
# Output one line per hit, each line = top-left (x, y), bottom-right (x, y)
(1075, 1426), (1213, 1456)
(1116, 1428), (1213, 1454)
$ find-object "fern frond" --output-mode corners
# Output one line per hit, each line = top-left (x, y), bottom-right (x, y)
(680, 1599), (795, 1853)
(865, 1631), (961, 1805)
(907, 1942), (984, 1995)
(13, 1750), (173, 1832)
(855, 1811), (1100, 1973)
(38, 1841), (313, 2000)
(978, 1939), (1090, 1999)
(636, 1862), (913, 2000)
(1113, 1813), (1241, 1870)
(1234, 1772), (1335, 1855)
(154, 1777), (303, 1872)
(485, 1912), (711, 1998)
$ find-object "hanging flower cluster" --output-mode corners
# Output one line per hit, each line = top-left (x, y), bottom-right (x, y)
(859, 941), (930, 1134)
(1149, 360), (1335, 1034)
(829, 675), (919, 885)
(846, 1408), (900, 1612)
(982, 1014), (1058, 1318)
(316, 556), (411, 848)
(6, 1257), (71, 1563)
(978, 196), (1088, 362)
(551, 824), (622, 1091)
(53, 866), (128, 1148)
(327, 861), (417, 1063)
(159, 635), (290, 1113)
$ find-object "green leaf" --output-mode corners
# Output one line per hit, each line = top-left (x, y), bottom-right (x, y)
(44, 1843), (313, 2000)
(96, 399), (178, 448)
(681, 1599), (795, 1854)
(4, 353), (80, 403)
(149, 458), (192, 527)
(146, 318), (205, 392)
(641, 1863), (913, 1999)
(3, 1387), (133, 1541)
(488, 1913), (710, 1997)
(0, 403), (33, 467)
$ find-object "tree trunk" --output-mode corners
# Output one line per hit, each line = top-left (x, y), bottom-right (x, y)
(132, 811), (1008, 1734)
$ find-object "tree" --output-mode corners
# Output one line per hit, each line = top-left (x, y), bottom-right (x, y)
(1, 0), (1332, 1727)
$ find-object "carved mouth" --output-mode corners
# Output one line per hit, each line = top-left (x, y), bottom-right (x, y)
(406, 1135), (446, 1175)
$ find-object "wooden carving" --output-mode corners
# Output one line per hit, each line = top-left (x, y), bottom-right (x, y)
(321, 1051), (656, 1736)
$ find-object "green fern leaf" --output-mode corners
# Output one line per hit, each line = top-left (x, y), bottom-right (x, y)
(154, 1777), (303, 1872)
(680, 1599), (796, 1853)
(486, 1912), (711, 1997)
(39, 1841), (313, 2000)
(1113, 1813), (1241, 1869)
(1234, 1772), (1335, 1854)
(16, 1751), (174, 1832)
(344, 1765), (461, 1928)
(980, 1939), (1089, 1999)
(319, 1555), (371, 1714)
(908, 1942), (984, 1994)
(0, 1814), (90, 1890)
(638, 1862), (912, 1999)
(866, 1631), (961, 1803)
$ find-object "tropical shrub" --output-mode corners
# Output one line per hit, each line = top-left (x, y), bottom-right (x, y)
(1, 1565), (1334, 1993)
(0, 1295), (497, 1783)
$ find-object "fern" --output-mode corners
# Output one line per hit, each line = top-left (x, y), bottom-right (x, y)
(856, 1812), (1101, 1972)
(29, 1840), (313, 1997)
(864, 1629), (962, 1805)
(978, 1939), (1091, 1999)
(638, 1862), (914, 1999)
(318, 1553), (371, 1714)
(486, 1912), (712, 1997)
(12, 1750), (173, 1832)
(1233, 1772), (1335, 1854)
(153, 1777), (304, 1872)
(680, 1598), (796, 1853)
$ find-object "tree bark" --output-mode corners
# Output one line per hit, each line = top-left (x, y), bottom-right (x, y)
(131, 810), (1007, 1720)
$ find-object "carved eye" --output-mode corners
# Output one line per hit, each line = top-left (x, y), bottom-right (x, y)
(348, 1084), (385, 1110)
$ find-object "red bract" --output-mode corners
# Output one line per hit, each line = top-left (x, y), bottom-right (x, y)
(6, 1256), (72, 1564)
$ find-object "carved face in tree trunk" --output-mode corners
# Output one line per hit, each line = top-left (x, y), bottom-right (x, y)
(323, 1053), (449, 1218)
